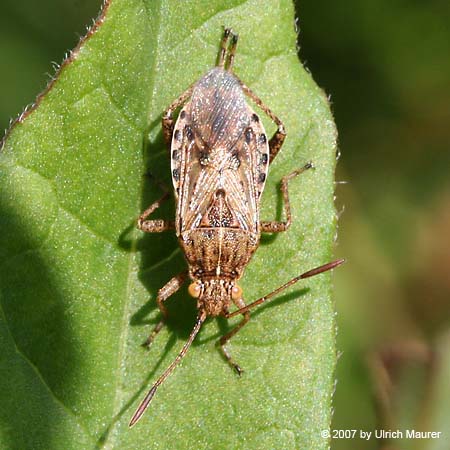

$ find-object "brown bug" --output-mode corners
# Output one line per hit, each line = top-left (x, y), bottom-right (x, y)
(129, 28), (344, 427)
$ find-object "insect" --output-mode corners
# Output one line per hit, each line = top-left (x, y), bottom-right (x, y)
(129, 28), (344, 427)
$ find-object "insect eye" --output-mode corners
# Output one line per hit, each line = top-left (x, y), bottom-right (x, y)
(231, 285), (243, 300)
(188, 282), (202, 298)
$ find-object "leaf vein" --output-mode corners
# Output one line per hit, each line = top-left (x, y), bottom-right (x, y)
(0, 304), (94, 440)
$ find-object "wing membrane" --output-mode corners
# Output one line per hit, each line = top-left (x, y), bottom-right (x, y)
(171, 73), (269, 235)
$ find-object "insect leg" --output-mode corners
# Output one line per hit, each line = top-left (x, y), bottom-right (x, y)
(227, 259), (345, 318)
(138, 190), (175, 232)
(217, 28), (232, 67)
(162, 86), (193, 146)
(226, 31), (239, 71)
(240, 83), (286, 164)
(217, 28), (239, 70)
(260, 162), (313, 233)
(220, 298), (250, 375)
(142, 271), (188, 348)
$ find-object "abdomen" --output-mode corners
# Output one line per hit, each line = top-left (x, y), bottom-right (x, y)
(179, 228), (259, 279)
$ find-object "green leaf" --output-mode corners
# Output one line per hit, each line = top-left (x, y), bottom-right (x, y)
(0, 0), (339, 448)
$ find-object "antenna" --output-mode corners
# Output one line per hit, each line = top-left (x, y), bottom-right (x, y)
(227, 259), (345, 318)
(129, 312), (206, 427)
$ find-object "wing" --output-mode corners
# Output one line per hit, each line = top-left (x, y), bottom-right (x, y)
(219, 105), (269, 232)
(171, 104), (218, 234)
(170, 70), (269, 234)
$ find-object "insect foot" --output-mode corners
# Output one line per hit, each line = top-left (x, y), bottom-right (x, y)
(130, 28), (344, 427)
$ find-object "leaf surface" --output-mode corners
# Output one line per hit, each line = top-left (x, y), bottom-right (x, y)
(0, 1), (339, 448)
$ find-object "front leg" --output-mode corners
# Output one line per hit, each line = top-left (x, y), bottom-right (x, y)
(220, 298), (250, 375)
(143, 271), (188, 348)
(261, 162), (314, 233)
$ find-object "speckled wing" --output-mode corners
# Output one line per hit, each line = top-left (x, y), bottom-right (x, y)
(222, 106), (269, 231)
(170, 68), (270, 235)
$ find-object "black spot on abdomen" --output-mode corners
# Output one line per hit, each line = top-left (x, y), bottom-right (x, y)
(245, 127), (253, 143)
(185, 125), (194, 141)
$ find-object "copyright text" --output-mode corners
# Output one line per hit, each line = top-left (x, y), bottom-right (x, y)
(321, 429), (442, 440)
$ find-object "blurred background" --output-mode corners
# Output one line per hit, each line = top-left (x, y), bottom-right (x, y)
(297, 2), (450, 449)
(1, 1), (449, 449)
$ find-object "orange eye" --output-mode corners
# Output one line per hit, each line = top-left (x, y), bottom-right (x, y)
(188, 282), (201, 298)
(231, 284), (242, 300)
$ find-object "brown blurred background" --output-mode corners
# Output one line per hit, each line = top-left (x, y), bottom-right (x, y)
(297, 2), (450, 449)
(2, 1), (449, 449)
